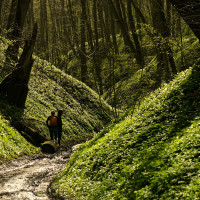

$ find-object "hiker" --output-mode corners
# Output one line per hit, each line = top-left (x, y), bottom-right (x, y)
(57, 110), (63, 145)
(46, 110), (58, 141)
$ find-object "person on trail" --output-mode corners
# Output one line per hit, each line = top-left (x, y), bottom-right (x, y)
(57, 110), (63, 145)
(46, 110), (58, 142)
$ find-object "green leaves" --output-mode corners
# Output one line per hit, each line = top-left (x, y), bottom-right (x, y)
(0, 115), (39, 162)
(52, 63), (200, 199)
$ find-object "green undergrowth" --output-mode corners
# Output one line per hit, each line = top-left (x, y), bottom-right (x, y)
(0, 36), (113, 161)
(0, 55), (113, 143)
(23, 57), (113, 142)
(51, 62), (200, 199)
(0, 114), (39, 163)
(103, 36), (200, 110)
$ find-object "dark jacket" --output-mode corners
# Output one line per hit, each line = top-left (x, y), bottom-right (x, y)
(57, 116), (62, 132)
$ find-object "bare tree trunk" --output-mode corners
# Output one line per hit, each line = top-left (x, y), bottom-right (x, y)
(0, 23), (38, 108)
(6, 0), (18, 32)
(5, 0), (32, 64)
(109, 2), (119, 54)
(93, 0), (103, 94)
(127, 0), (144, 68)
(40, 0), (49, 60)
(151, 0), (177, 84)
(0, 0), (3, 28)
(80, 0), (88, 83)
(67, 0), (79, 57)
(48, 0), (58, 64)
(108, 0), (144, 66)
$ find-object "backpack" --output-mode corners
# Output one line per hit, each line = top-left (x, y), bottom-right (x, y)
(50, 116), (57, 126)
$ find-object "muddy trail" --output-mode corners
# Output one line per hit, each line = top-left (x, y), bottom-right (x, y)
(0, 146), (72, 200)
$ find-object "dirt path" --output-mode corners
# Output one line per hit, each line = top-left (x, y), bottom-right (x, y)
(0, 147), (71, 200)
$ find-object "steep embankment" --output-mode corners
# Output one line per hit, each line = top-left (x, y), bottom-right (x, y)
(51, 62), (200, 199)
(0, 115), (39, 163)
(23, 57), (113, 142)
(0, 38), (113, 161)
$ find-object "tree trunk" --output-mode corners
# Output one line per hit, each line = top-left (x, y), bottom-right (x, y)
(151, 0), (176, 84)
(80, 0), (88, 83)
(0, 23), (38, 108)
(40, 0), (49, 60)
(109, 2), (119, 54)
(6, 0), (18, 32)
(127, 0), (144, 68)
(5, 0), (31, 63)
(0, 0), (3, 29)
(108, 0), (142, 65)
(93, 0), (103, 94)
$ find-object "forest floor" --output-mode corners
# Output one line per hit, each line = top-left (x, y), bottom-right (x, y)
(0, 145), (73, 200)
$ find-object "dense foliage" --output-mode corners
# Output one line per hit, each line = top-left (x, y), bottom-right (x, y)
(23, 56), (113, 142)
(0, 37), (113, 156)
(0, 0), (200, 198)
(0, 114), (39, 163)
(51, 61), (200, 199)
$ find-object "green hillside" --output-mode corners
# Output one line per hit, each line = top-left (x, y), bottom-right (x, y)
(23, 57), (113, 142)
(0, 37), (113, 160)
(103, 36), (200, 109)
(51, 61), (200, 199)
(0, 114), (39, 163)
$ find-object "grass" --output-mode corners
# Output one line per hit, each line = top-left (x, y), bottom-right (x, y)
(0, 114), (39, 163)
(51, 61), (200, 199)
(23, 57), (113, 142)
(0, 36), (113, 161)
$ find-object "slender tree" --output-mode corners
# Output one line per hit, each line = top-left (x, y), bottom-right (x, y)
(151, 0), (177, 84)
(127, 0), (144, 67)
(40, 0), (49, 59)
(5, 0), (32, 63)
(0, 23), (38, 107)
(80, 0), (88, 83)
(93, 0), (103, 94)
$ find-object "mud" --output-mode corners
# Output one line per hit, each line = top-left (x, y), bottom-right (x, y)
(0, 147), (71, 200)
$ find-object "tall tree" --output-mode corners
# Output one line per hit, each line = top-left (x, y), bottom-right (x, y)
(5, 0), (32, 63)
(93, 0), (103, 94)
(108, 0), (144, 68)
(80, 0), (88, 83)
(0, 23), (38, 107)
(151, 0), (177, 84)
(6, 0), (18, 32)
(40, 0), (49, 59)
(127, 0), (144, 67)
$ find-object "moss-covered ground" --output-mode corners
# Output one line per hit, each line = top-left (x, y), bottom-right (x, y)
(23, 57), (113, 142)
(0, 114), (39, 163)
(0, 36), (113, 161)
(51, 61), (200, 199)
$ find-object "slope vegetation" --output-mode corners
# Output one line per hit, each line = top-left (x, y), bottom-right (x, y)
(0, 37), (113, 160)
(0, 114), (39, 163)
(51, 61), (200, 199)
(23, 57), (113, 142)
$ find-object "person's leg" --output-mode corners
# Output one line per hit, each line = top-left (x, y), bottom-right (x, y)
(58, 131), (62, 145)
(49, 127), (53, 140)
(52, 127), (58, 142)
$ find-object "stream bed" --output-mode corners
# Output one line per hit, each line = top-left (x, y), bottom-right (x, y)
(0, 147), (71, 200)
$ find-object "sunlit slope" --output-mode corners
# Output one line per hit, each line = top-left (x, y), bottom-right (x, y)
(24, 57), (113, 141)
(0, 115), (39, 163)
(51, 63), (200, 199)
